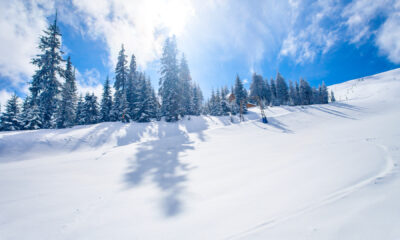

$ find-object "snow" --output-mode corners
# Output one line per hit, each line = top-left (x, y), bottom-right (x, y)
(1, 68), (400, 239)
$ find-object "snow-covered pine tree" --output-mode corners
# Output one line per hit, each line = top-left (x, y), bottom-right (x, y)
(288, 81), (296, 106)
(208, 89), (215, 115)
(330, 90), (336, 102)
(192, 84), (203, 116)
(270, 78), (278, 106)
(275, 72), (289, 105)
(263, 78), (271, 106)
(56, 56), (77, 128)
(75, 94), (85, 125)
(178, 54), (194, 116)
(20, 96), (42, 130)
(294, 81), (301, 105)
(112, 45), (130, 122)
(321, 82), (329, 104)
(30, 13), (64, 128)
(100, 75), (113, 122)
(126, 54), (140, 121)
(299, 78), (313, 105)
(159, 36), (180, 122)
(215, 89), (223, 116)
(23, 103), (42, 130)
(147, 77), (159, 119)
(1, 94), (21, 131)
(234, 75), (247, 113)
(250, 73), (266, 104)
(220, 86), (230, 115)
(312, 86), (320, 104)
(82, 93), (99, 125)
(19, 96), (30, 130)
(137, 75), (157, 122)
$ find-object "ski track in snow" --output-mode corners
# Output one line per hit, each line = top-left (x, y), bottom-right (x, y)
(226, 138), (398, 240)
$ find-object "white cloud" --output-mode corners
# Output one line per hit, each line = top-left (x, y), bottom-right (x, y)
(0, 90), (13, 109)
(75, 68), (104, 99)
(69, 0), (195, 69)
(279, 0), (340, 63)
(342, 0), (391, 43)
(0, 0), (52, 85)
(342, 0), (400, 63)
(376, 12), (400, 63)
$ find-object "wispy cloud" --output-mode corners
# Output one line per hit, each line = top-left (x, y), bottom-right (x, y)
(0, 0), (51, 85)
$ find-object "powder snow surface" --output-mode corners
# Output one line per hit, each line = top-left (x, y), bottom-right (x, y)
(1, 69), (400, 240)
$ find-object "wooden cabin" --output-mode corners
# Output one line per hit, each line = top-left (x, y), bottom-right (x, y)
(226, 93), (257, 108)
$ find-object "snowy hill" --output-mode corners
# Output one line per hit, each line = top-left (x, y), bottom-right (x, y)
(1, 69), (400, 239)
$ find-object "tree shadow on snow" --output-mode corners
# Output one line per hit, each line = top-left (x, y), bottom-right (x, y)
(252, 117), (294, 134)
(124, 118), (208, 217)
(308, 104), (358, 120)
(330, 102), (365, 112)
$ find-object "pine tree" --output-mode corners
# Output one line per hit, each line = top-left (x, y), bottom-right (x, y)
(30, 13), (64, 128)
(209, 89), (221, 116)
(100, 76), (113, 122)
(294, 81), (301, 105)
(250, 73), (266, 104)
(75, 95), (85, 125)
(137, 76), (157, 122)
(270, 78), (278, 106)
(261, 78), (270, 106)
(19, 96), (30, 130)
(312, 86), (319, 104)
(288, 81), (296, 106)
(22, 102), (42, 130)
(178, 54), (194, 116)
(330, 90), (336, 102)
(159, 36), (180, 122)
(147, 77), (159, 119)
(19, 96), (42, 130)
(215, 89), (223, 116)
(321, 81), (329, 104)
(127, 54), (140, 121)
(1, 94), (21, 131)
(192, 84), (203, 116)
(234, 75), (247, 113)
(112, 44), (130, 122)
(82, 93), (99, 124)
(299, 78), (312, 105)
(275, 72), (289, 105)
(56, 56), (77, 128)
(220, 86), (230, 115)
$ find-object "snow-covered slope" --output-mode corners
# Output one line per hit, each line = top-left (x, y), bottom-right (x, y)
(1, 69), (400, 240)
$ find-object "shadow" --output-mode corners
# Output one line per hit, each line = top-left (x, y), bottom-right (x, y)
(308, 105), (357, 120)
(268, 117), (294, 133)
(330, 102), (365, 112)
(124, 118), (208, 217)
(69, 121), (152, 151)
(252, 117), (294, 134)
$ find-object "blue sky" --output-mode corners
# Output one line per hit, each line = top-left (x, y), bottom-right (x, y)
(0, 0), (400, 105)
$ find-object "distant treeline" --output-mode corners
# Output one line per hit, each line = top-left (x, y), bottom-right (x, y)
(204, 73), (335, 116)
